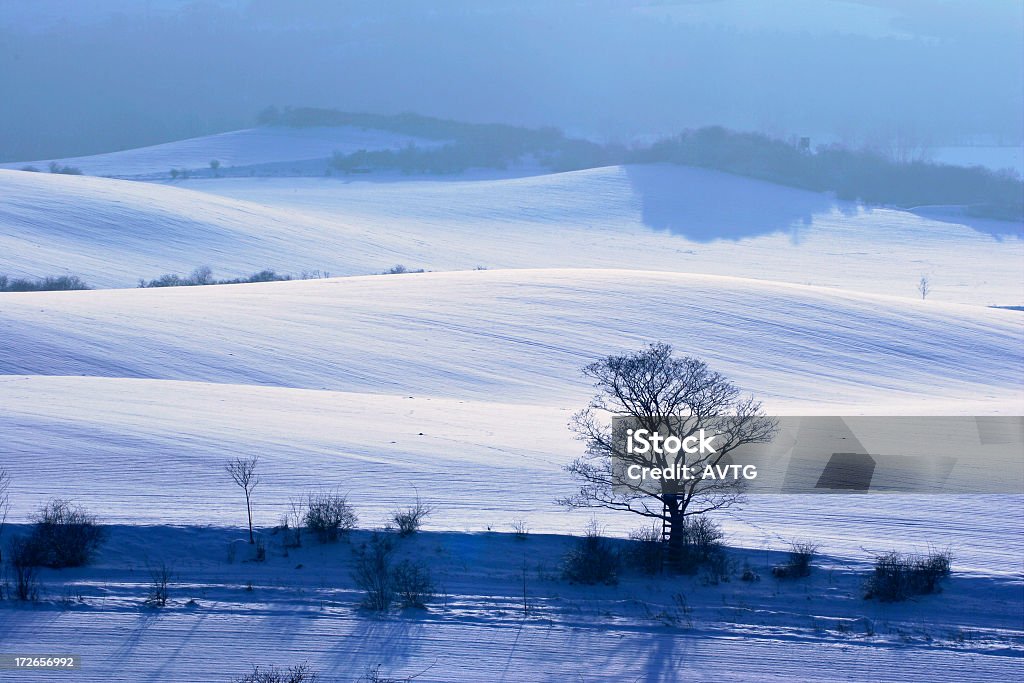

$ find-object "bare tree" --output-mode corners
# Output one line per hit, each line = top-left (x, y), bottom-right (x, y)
(918, 275), (931, 300)
(191, 265), (214, 286)
(226, 456), (260, 544)
(145, 561), (173, 607)
(559, 343), (776, 564)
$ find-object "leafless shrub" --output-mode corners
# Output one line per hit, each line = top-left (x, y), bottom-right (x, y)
(253, 536), (266, 562)
(281, 497), (304, 548)
(562, 520), (619, 585)
(48, 161), (83, 175)
(360, 663), (435, 683)
(304, 490), (357, 543)
(673, 515), (725, 574)
(702, 550), (731, 585)
(145, 561), (172, 607)
(191, 265), (214, 285)
(8, 536), (39, 601)
(234, 663), (318, 683)
(391, 559), (434, 609)
(772, 541), (818, 579)
(26, 499), (105, 568)
(740, 561), (760, 582)
(510, 518), (529, 540)
(352, 533), (395, 611)
(628, 523), (665, 575)
(392, 495), (432, 537)
(865, 549), (952, 601)
(382, 264), (425, 275)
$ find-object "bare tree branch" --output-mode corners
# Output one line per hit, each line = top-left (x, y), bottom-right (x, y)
(561, 343), (777, 553)
(226, 456), (260, 544)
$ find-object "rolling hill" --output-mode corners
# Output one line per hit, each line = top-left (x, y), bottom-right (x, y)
(2, 164), (1021, 304)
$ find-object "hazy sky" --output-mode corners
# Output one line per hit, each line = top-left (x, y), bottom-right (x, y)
(1, 0), (1021, 161)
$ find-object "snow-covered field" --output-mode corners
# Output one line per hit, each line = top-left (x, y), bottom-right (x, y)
(1, 524), (1020, 682)
(1, 269), (1021, 405)
(1, 129), (1022, 681)
(0, 126), (440, 179)
(2, 165), (1021, 303)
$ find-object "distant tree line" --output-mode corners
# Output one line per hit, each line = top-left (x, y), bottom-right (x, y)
(138, 266), (330, 288)
(630, 127), (1023, 221)
(18, 162), (84, 175)
(258, 106), (561, 144)
(260, 105), (606, 175)
(0, 274), (91, 292)
(264, 107), (1022, 221)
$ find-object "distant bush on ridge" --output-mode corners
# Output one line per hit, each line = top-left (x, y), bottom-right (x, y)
(48, 161), (83, 175)
(1, 274), (91, 291)
(138, 267), (330, 288)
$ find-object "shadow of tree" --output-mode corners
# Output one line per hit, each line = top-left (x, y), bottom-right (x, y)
(623, 164), (850, 242)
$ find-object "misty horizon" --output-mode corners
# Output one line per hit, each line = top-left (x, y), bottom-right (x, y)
(2, 0), (1022, 162)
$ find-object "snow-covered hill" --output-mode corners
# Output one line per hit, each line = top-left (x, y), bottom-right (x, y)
(2, 374), (1020, 574)
(2, 165), (1021, 304)
(2, 132), (1023, 682)
(2, 269), (1020, 405)
(1, 269), (1020, 573)
(0, 126), (439, 178)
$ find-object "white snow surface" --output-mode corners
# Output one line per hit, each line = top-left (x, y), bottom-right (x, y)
(1, 375), (1021, 575)
(1, 521), (1020, 682)
(1, 165), (1021, 304)
(2, 134), (1023, 680)
(0, 126), (439, 178)
(1, 270), (1021, 575)
(1, 269), (1020, 406)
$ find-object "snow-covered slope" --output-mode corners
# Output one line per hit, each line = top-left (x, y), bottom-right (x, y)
(2, 374), (1020, 575)
(2, 269), (1020, 405)
(3, 151), (1022, 680)
(1, 268), (1021, 575)
(2, 165), (1022, 304)
(0, 168), (408, 288)
(0, 126), (439, 178)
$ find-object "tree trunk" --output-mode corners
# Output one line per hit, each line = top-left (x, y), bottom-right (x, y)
(663, 494), (685, 570)
(246, 492), (254, 544)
